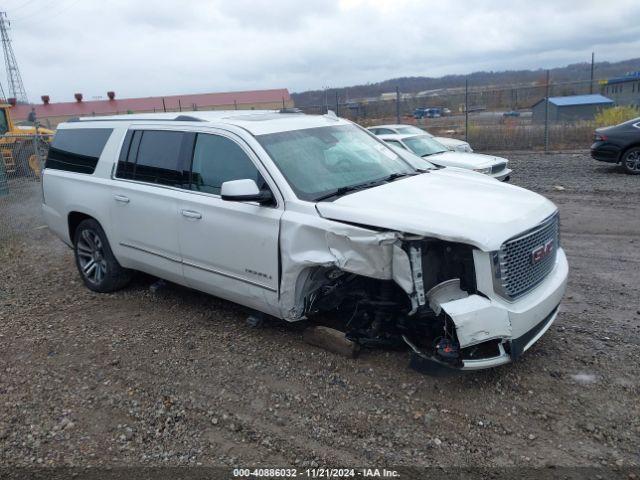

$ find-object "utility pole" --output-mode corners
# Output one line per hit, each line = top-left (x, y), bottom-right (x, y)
(544, 70), (550, 153)
(590, 51), (595, 94)
(395, 86), (400, 124)
(324, 87), (329, 114)
(0, 12), (28, 103)
(464, 78), (469, 142)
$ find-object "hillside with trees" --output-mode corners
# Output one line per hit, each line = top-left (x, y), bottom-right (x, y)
(292, 57), (640, 106)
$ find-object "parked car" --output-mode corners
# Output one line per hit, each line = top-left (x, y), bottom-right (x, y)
(376, 132), (511, 181)
(367, 124), (473, 152)
(42, 110), (567, 372)
(413, 108), (441, 119)
(591, 117), (640, 174)
(503, 111), (521, 118)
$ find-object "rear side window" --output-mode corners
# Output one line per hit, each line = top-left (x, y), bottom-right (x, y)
(190, 133), (263, 195)
(116, 130), (188, 187)
(46, 128), (113, 174)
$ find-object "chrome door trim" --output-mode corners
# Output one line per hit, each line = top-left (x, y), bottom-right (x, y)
(182, 260), (277, 292)
(119, 242), (277, 292)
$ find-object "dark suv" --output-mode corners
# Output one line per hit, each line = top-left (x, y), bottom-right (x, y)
(590, 117), (640, 174)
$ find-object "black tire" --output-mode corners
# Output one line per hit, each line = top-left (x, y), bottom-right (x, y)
(621, 146), (640, 175)
(73, 219), (132, 292)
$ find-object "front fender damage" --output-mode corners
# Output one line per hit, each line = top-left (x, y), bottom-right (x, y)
(279, 211), (413, 320)
(280, 211), (510, 371)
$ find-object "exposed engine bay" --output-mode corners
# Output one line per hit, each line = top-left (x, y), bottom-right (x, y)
(298, 238), (500, 371)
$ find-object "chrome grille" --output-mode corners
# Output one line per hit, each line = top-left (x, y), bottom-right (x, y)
(492, 214), (559, 300)
(491, 162), (506, 174)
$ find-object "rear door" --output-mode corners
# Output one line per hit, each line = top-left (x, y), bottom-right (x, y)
(110, 128), (191, 283)
(177, 130), (283, 315)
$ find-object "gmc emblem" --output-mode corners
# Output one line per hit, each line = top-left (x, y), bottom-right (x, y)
(531, 240), (554, 264)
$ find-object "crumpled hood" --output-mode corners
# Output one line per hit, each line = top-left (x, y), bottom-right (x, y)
(428, 151), (506, 168)
(315, 169), (556, 251)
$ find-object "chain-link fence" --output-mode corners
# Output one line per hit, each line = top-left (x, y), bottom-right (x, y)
(0, 130), (52, 240)
(297, 78), (608, 151)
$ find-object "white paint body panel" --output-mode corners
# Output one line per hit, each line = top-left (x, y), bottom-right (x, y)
(41, 111), (568, 370)
(316, 169), (555, 251)
(433, 137), (473, 152)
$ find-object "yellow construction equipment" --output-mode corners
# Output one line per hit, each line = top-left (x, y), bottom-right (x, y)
(0, 103), (53, 178)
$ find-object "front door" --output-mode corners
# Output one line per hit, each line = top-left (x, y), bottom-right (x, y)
(177, 132), (282, 315)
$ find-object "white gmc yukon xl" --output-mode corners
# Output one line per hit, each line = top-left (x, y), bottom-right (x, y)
(42, 110), (568, 372)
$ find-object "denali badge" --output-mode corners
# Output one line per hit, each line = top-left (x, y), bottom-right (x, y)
(531, 240), (554, 264)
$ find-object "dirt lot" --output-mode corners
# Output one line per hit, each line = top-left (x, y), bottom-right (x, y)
(0, 152), (638, 469)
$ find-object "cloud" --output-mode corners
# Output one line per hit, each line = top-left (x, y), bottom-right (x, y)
(4, 0), (639, 101)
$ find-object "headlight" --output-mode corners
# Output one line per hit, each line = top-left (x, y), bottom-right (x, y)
(474, 167), (492, 174)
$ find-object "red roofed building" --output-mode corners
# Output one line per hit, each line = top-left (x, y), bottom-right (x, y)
(11, 88), (293, 128)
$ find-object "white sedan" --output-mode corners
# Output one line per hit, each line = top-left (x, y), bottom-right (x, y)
(367, 124), (472, 152)
(377, 133), (512, 181)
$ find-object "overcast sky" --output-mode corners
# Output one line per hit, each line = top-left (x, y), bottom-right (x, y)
(5, 0), (640, 102)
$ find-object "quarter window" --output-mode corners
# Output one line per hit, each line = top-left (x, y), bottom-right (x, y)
(46, 128), (113, 174)
(190, 134), (263, 195)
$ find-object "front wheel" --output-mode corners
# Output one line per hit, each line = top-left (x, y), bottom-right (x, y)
(74, 219), (132, 292)
(621, 147), (640, 175)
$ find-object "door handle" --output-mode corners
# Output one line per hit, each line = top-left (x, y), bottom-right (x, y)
(181, 209), (202, 219)
(113, 195), (130, 203)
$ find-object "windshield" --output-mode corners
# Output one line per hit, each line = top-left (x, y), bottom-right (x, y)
(396, 126), (431, 136)
(403, 135), (448, 157)
(387, 144), (436, 170)
(257, 124), (414, 201)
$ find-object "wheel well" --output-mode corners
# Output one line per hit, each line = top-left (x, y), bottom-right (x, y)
(620, 143), (640, 160)
(68, 212), (94, 243)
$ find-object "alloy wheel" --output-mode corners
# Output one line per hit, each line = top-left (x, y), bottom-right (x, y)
(625, 150), (640, 173)
(76, 229), (107, 284)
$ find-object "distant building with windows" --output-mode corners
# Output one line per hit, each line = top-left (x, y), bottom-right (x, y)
(531, 94), (614, 124)
(600, 71), (640, 107)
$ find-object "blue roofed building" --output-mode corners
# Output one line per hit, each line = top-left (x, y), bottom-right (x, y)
(599, 71), (640, 107)
(531, 94), (614, 123)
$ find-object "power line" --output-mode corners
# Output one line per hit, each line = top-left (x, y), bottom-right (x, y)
(6, 0), (39, 13)
(12, 0), (82, 26)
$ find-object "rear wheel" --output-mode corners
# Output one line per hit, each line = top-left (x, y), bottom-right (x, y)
(73, 219), (132, 292)
(621, 147), (640, 175)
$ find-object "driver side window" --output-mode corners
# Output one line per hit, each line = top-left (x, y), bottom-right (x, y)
(190, 134), (264, 195)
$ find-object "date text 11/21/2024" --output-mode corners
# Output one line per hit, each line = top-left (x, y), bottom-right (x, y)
(232, 468), (400, 477)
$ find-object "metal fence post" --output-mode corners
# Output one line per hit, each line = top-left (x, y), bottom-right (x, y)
(465, 78), (469, 143)
(0, 147), (8, 196)
(32, 123), (42, 178)
(396, 86), (400, 124)
(544, 70), (550, 152)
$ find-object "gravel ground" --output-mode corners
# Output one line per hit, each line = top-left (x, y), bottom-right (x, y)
(0, 152), (638, 469)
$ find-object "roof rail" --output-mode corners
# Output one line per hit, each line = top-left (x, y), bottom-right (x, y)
(65, 114), (205, 123)
(174, 115), (205, 122)
(279, 107), (303, 114)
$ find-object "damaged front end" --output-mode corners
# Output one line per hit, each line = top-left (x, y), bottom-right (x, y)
(283, 215), (523, 372)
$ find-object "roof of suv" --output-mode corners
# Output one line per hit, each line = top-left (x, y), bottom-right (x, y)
(60, 110), (351, 136)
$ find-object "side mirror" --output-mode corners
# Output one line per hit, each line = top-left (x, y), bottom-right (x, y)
(220, 179), (273, 205)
